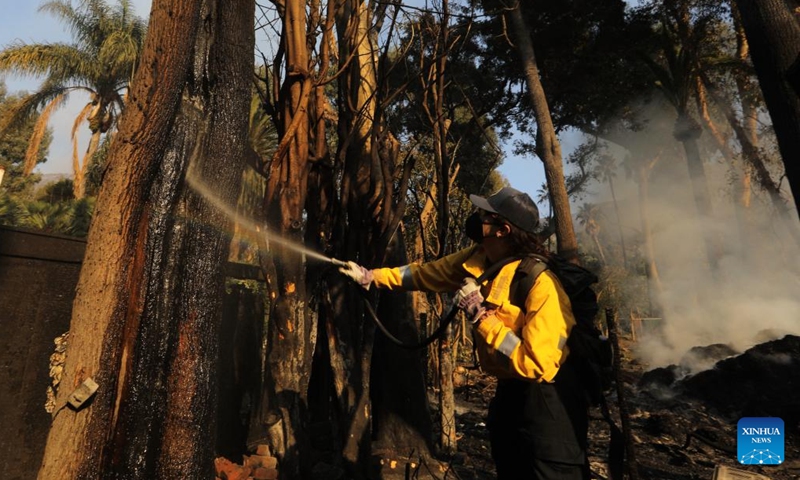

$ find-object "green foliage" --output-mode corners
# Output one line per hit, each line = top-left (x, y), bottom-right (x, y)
(15, 200), (73, 233)
(0, 82), (67, 234)
(37, 178), (74, 203)
(1, 171), (96, 238)
(388, 8), (510, 139)
(472, 0), (653, 141)
(68, 197), (95, 237)
(630, 0), (732, 112)
(0, 195), (26, 226)
(249, 76), (279, 163)
(0, 0), (148, 99)
(225, 278), (266, 296)
(387, 10), (513, 262)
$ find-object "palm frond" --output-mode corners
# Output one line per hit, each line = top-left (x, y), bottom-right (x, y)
(0, 43), (95, 84)
(69, 197), (95, 237)
(23, 93), (66, 175)
(112, 0), (148, 37)
(40, 0), (104, 53)
(14, 1), (145, 87)
(0, 195), (26, 226)
(0, 43), (71, 77)
(72, 101), (95, 140)
(72, 102), (94, 178)
(38, 1), (82, 32)
(98, 30), (143, 76)
(18, 200), (73, 233)
(0, 83), (70, 135)
(249, 94), (279, 161)
(72, 129), (80, 182)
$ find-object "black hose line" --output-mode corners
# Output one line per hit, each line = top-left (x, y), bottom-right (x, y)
(358, 256), (523, 350)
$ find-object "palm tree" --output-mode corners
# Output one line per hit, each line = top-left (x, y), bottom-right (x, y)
(17, 199), (73, 233)
(635, 0), (725, 274)
(0, 195), (25, 226)
(228, 92), (277, 263)
(0, 0), (146, 199)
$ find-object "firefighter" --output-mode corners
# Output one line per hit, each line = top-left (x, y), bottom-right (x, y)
(339, 186), (590, 480)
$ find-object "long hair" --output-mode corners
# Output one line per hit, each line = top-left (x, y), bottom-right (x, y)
(498, 215), (547, 257)
(508, 228), (548, 256)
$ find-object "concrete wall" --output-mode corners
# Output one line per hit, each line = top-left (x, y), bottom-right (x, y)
(0, 226), (85, 480)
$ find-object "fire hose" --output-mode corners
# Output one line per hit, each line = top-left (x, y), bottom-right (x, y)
(330, 256), (522, 350)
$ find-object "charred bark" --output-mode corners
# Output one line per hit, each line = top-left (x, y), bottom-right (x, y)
(328, 1), (433, 475)
(369, 235), (434, 459)
(37, 0), (253, 479)
(438, 323), (457, 454)
(254, 1), (316, 477)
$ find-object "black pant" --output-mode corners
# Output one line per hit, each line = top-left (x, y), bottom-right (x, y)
(488, 362), (589, 480)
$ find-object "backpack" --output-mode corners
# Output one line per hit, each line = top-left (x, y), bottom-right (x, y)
(510, 254), (613, 404)
(510, 254), (625, 480)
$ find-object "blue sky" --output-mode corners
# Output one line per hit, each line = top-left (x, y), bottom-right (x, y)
(0, 0), (579, 203)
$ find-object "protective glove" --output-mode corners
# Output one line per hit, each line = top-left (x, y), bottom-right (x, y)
(339, 261), (374, 290)
(454, 278), (486, 324)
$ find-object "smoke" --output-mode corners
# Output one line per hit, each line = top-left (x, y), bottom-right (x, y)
(582, 100), (800, 369)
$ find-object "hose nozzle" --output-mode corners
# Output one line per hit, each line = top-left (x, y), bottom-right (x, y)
(329, 258), (349, 268)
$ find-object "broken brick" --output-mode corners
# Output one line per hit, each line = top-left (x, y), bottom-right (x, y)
(252, 467), (278, 480)
(214, 457), (251, 480)
(248, 455), (277, 469)
(256, 444), (271, 457)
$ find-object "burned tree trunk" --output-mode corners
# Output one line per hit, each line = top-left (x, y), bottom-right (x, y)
(370, 235), (434, 460)
(252, 1), (316, 478)
(327, 0), (433, 473)
(330, 0), (389, 468)
(438, 323), (457, 454)
(37, 0), (254, 479)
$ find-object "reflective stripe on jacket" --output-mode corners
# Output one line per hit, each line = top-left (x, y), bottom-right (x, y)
(370, 246), (576, 382)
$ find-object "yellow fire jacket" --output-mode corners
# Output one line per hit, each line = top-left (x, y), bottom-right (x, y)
(371, 245), (576, 382)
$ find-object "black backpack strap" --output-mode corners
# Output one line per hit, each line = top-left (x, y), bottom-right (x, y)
(510, 255), (549, 310)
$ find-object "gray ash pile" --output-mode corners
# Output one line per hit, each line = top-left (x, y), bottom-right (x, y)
(638, 342), (740, 393)
(678, 335), (800, 430)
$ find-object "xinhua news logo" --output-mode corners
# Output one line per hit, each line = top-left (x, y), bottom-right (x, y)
(737, 417), (784, 465)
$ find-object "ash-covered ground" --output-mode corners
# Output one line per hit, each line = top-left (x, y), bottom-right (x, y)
(442, 334), (800, 480)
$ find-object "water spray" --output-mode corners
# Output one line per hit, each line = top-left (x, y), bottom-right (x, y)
(185, 169), (348, 267)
